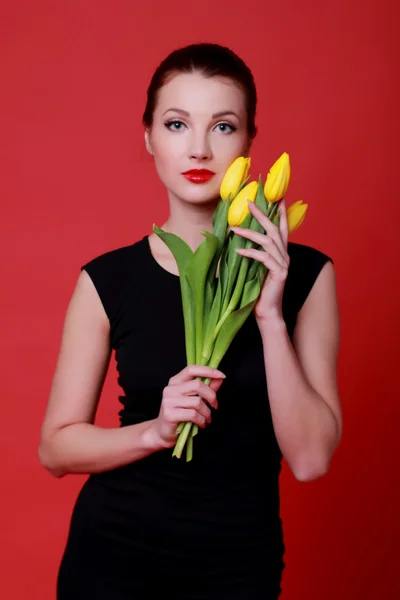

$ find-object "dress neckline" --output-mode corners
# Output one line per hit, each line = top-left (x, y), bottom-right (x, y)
(143, 235), (180, 279)
(143, 234), (221, 280)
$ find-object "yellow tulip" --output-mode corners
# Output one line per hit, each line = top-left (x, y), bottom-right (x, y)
(264, 152), (291, 203)
(220, 156), (251, 201)
(287, 200), (308, 235)
(227, 181), (258, 226)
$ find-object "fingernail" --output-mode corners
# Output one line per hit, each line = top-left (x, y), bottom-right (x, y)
(216, 370), (226, 378)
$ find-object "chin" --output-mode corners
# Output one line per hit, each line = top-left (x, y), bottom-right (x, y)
(177, 182), (221, 205)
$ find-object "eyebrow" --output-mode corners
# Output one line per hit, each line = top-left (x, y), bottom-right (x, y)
(162, 108), (241, 120)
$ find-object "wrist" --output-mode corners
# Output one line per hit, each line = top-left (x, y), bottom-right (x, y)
(141, 419), (169, 452)
(256, 310), (286, 333)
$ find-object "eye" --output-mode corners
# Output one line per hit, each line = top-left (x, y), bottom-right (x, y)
(164, 119), (186, 131)
(215, 122), (237, 134)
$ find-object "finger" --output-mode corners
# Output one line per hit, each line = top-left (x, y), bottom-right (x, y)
(169, 365), (226, 385)
(231, 228), (288, 268)
(175, 395), (212, 422)
(172, 408), (208, 429)
(246, 201), (288, 258)
(209, 377), (224, 393)
(180, 379), (218, 408)
(279, 198), (289, 248)
(262, 236), (289, 268)
(235, 248), (289, 281)
(247, 200), (280, 236)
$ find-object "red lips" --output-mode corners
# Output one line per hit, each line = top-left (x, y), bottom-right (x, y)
(182, 169), (216, 183)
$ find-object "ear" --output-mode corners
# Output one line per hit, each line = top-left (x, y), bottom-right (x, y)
(144, 130), (153, 155)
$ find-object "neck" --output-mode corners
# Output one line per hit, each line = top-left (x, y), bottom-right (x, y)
(160, 196), (217, 251)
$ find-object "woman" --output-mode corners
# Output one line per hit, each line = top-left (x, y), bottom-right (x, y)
(39, 43), (342, 599)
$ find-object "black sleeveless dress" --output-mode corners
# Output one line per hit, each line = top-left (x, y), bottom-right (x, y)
(57, 234), (333, 599)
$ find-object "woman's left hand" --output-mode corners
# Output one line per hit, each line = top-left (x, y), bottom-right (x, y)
(231, 198), (290, 323)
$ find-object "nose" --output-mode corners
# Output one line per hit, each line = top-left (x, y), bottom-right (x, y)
(188, 130), (212, 161)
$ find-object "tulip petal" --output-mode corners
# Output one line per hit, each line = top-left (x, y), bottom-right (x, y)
(264, 152), (291, 202)
(227, 181), (258, 227)
(287, 201), (308, 235)
(220, 156), (248, 201)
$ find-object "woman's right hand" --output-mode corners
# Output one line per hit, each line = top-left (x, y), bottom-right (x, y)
(152, 365), (226, 449)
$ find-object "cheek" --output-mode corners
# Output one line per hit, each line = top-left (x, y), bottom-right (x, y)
(214, 131), (249, 162)
(216, 138), (250, 177)
(152, 152), (178, 186)
(150, 132), (184, 176)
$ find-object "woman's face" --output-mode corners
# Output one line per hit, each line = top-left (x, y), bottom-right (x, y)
(145, 71), (251, 205)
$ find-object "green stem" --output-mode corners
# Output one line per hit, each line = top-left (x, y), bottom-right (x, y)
(195, 286), (205, 364)
(172, 421), (193, 458)
(172, 377), (205, 460)
(186, 431), (194, 462)
(268, 201), (279, 222)
(212, 253), (251, 341)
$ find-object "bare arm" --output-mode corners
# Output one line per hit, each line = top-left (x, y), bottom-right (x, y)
(39, 270), (224, 478)
(258, 260), (342, 481)
(38, 270), (165, 478)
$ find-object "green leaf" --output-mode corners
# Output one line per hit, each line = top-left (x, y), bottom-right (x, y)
(219, 235), (231, 307)
(153, 225), (196, 364)
(212, 200), (221, 229)
(204, 279), (214, 319)
(180, 272), (196, 364)
(256, 175), (268, 211)
(201, 275), (223, 365)
(272, 210), (280, 228)
(246, 244), (262, 282)
(220, 211), (253, 315)
(213, 196), (230, 245)
(239, 273), (260, 309)
(268, 201), (279, 222)
(208, 274), (261, 369)
(207, 197), (230, 288)
(236, 175), (251, 195)
(251, 177), (268, 234)
(185, 231), (219, 363)
(258, 261), (268, 285)
(152, 225), (193, 272)
(243, 180), (274, 283)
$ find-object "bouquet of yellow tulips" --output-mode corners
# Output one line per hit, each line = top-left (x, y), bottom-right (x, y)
(153, 152), (308, 461)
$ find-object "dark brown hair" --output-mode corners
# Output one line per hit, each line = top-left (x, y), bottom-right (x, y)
(142, 43), (258, 139)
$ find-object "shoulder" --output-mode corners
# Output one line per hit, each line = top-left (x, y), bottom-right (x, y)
(284, 241), (335, 314)
(79, 237), (147, 331)
(81, 237), (146, 275)
(287, 241), (333, 269)
(287, 241), (334, 284)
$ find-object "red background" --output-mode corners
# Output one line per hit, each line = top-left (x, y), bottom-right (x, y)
(1, 1), (398, 598)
